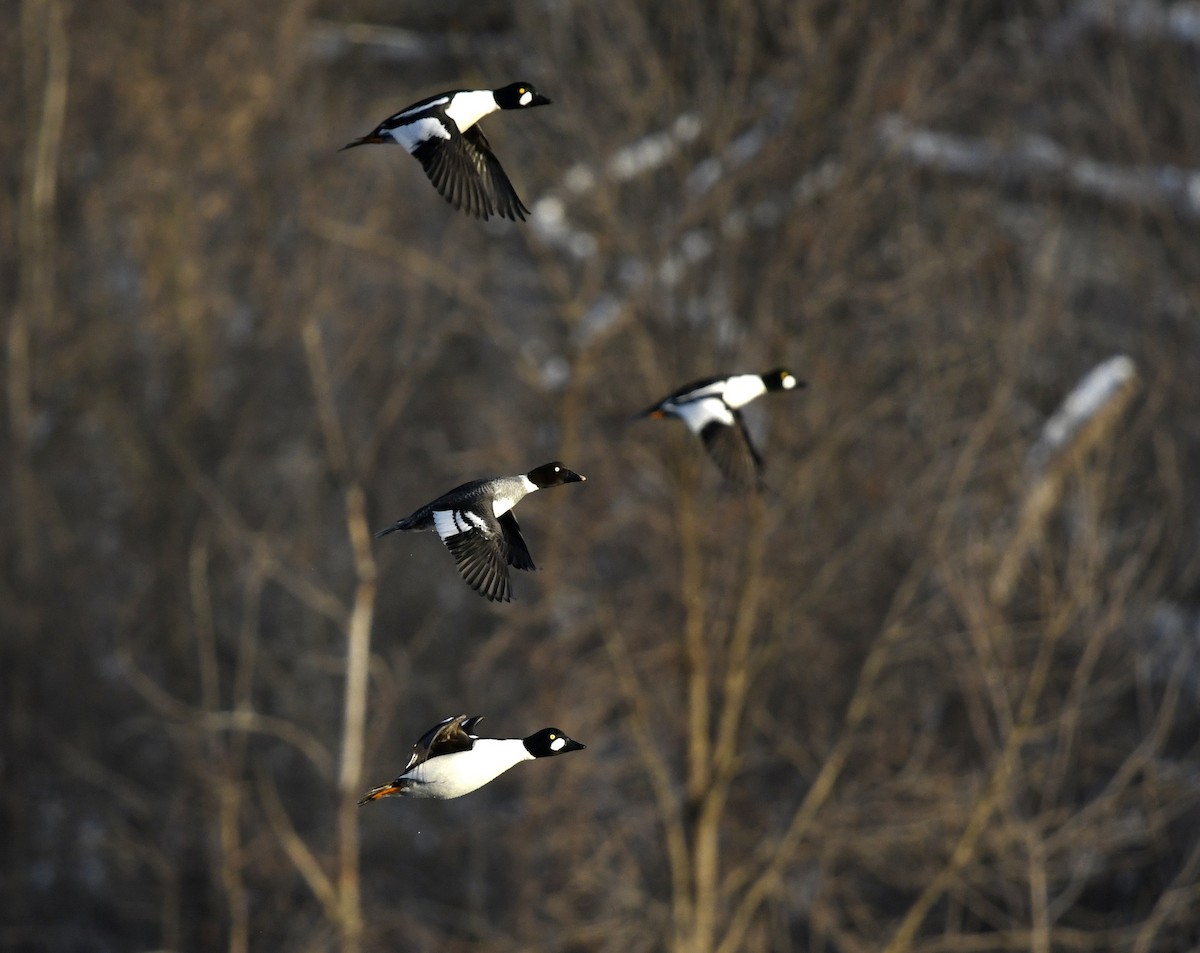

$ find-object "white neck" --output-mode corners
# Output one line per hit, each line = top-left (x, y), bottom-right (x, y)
(492, 475), (539, 518)
(723, 374), (768, 409)
(444, 90), (499, 132)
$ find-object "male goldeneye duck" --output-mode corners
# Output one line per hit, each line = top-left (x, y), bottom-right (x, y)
(359, 714), (586, 802)
(375, 461), (585, 602)
(638, 368), (804, 488)
(340, 81), (551, 221)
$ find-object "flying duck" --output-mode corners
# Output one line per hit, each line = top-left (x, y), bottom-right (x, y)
(359, 714), (586, 802)
(638, 368), (803, 488)
(340, 81), (551, 220)
(375, 461), (585, 602)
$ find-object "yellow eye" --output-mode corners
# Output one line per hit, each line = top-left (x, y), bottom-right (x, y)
(549, 733), (557, 740)
(519, 88), (527, 94)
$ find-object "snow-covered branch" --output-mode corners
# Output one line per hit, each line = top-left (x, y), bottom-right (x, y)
(992, 356), (1140, 605)
(1047, 0), (1200, 50)
(879, 114), (1200, 220)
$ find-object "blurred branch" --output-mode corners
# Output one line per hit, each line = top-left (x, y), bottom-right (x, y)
(883, 587), (1075, 952)
(992, 356), (1139, 604)
(10, 0), (68, 575)
(599, 610), (694, 943)
(258, 768), (342, 924)
(1047, 0), (1200, 50)
(302, 317), (376, 953)
(201, 710), (334, 777)
(305, 18), (519, 64)
(1131, 833), (1200, 953)
(880, 114), (1200, 220)
(718, 377), (1019, 953)
(159, 426), (349, 624)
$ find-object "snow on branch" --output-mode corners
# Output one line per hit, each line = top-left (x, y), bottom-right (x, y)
(306, 20), (518, 63)
(531, 105), (840, 352)
(991, 355), (1139, 605)
(1047, 0), (1200, 50)
(879, 114), (1200, 220)
(1026, 355), (1139, 476)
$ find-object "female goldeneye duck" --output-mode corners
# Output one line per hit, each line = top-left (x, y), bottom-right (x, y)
(374, 461), (586, 602)
(637, 368), (804, 489)
(359, 714), (586, 802)
(340, 81), (552, 221)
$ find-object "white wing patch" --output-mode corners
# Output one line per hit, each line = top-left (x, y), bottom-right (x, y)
(388, 116), (451, 151)
(674, 396), (735, 434)
(680, 381), (728, 401)
(433, 509), (488, 540)
(397, 96), (449, 119)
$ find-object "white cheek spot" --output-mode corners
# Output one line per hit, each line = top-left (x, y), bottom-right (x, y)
(519, 91), (533, 106)
(550, 737), (566, 751)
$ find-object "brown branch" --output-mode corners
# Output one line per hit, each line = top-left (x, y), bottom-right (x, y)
(158, 426), (348, 625)
(10, 0), (69, 575)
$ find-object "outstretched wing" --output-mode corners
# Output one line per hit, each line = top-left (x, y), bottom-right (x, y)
(408, 714), (481, 771)
(498, 511), (536, 571)
(699, 413), (764, 490)
(462, 126), (529, 221)
(433, 508), (513, 602)
(411, 126), (528, 221)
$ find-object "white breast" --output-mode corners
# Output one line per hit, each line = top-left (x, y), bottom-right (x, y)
(443, 90), (499, 132)
(721, 374), (767, 409)
(492, 475), (538, 517)
(404, 739), (532, 799)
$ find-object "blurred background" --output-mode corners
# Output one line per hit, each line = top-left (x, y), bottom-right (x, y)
(5, 0), (1200, 950)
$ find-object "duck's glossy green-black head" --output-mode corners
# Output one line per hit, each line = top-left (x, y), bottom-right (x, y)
(495, 82), (551, 110)
(523, 727), (586, 758)
(527, 461), (586, 489)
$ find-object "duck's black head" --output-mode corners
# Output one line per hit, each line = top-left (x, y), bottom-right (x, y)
(523, 727), (586, 758)
(763, 368), (804, 392)
(527, 461), (586, 489)
(494, 82), (552, 110)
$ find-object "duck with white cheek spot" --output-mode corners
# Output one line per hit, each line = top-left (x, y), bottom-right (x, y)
(341, 81), (552, 221)
(359, 715), (586, 802)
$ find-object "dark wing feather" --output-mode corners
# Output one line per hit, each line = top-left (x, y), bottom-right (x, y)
(407, 714), (476, 771)
(443, 527), (513, 602)
(412, 128), (518, 221)
(462, 126), (529, 221)
(700, 414), (764, 490)
(498, 511), (536, 571)
(412, 137), (492, 219)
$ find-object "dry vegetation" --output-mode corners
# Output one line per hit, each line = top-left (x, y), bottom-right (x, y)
(5, 0), (1200, 951)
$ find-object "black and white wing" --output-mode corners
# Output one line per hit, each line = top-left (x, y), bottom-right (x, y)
(433, 507), (513, 602)
(407, 714), (483, 771)
(412, 125), (528, 221)
(700, 412), (765, 489)
(498, 511), (536, 571)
